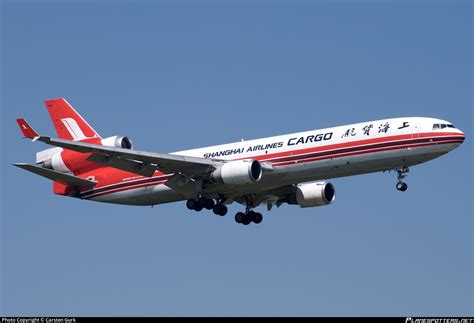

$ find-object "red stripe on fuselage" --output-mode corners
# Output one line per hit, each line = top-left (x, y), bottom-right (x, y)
(81, 133), (463, 200)
(83, 180), (169, 199)
(269, 136), (463, 164)
(246, 131), (464, 162)
(272, 139), (463, 166)
(81, 174), (173, 196)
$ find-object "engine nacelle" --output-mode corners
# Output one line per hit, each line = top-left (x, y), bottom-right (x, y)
(42, 150), (71, 173)
(289, 181), (336, 207)
(41, 149), (98, 174)
(37, 136), (133, 174)
(211, 160), (262, 185)
(101, 136), (133, 149)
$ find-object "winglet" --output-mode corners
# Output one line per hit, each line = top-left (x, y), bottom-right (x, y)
(16, 118), (39, 139)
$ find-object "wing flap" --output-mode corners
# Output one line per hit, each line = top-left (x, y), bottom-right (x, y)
(87, 153), (157, 177)
(13, 163), (97, 187)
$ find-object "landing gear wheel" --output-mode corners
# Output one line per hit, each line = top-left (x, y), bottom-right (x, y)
(213, 204), (228, 216)
(204, 199), (215, 210)
(395, 167), (409, 192)
(186, 199), (197, 210)
(219, 205), (228, 216)
(241, 213), (252, 225)
(235, 212), (244, 224)
(247, 211), (255, 221)
(194, 199), (204, 212)
(396, 182), (408, 192)
(253, 212), (263, 224)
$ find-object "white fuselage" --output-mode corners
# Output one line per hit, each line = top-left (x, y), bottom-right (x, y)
(82, 117), (465, 205)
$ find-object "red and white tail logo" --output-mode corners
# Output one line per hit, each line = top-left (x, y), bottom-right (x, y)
(45, 98), (102, 141)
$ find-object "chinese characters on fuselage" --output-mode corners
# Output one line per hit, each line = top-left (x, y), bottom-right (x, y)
(340, 121), (410, 140)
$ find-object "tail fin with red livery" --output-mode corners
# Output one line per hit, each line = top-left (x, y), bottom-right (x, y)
(45, 98), (101, 141)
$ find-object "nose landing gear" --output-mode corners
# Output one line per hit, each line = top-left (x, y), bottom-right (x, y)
(396, 181), (408, 192)
(395, 167), (409, 192)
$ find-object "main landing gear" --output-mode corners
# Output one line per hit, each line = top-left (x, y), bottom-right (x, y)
(186, 197), (228, 216)
(234, 211), (263, 225)
(234, 195), (263, 225)
(186, 194), (264, 225)
(395, 167), (409, 192)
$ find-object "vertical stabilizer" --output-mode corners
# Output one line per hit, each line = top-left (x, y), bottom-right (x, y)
(45, 98), (101, 141)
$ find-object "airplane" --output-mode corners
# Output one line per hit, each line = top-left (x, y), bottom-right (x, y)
(15, 98), (465, 225)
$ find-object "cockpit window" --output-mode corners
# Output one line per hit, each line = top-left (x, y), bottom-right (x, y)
(433, 123), (455, 130)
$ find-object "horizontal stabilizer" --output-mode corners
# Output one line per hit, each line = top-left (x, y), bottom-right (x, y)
(13, 163), (97, 187)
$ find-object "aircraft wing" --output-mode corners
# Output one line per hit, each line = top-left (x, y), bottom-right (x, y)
(17, 118), (220, 176)
(37, 136), (220, 175)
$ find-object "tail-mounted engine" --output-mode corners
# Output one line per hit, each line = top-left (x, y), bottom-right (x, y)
(211, 160), (262, 185)
(101, 136), (133, 149)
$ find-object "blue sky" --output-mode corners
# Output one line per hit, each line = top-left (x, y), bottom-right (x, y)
(1, 0), (472, 316)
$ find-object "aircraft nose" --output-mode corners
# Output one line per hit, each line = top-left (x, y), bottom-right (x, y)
(456, 128), (465, 144)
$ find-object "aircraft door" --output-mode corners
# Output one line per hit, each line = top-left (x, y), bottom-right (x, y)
(412, 123), (421, 139)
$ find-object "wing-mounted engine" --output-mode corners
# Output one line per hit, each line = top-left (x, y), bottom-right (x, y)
(286, 181), (336, 207)
(211, 160), (262, 185)
(101, 136), (133, 149)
